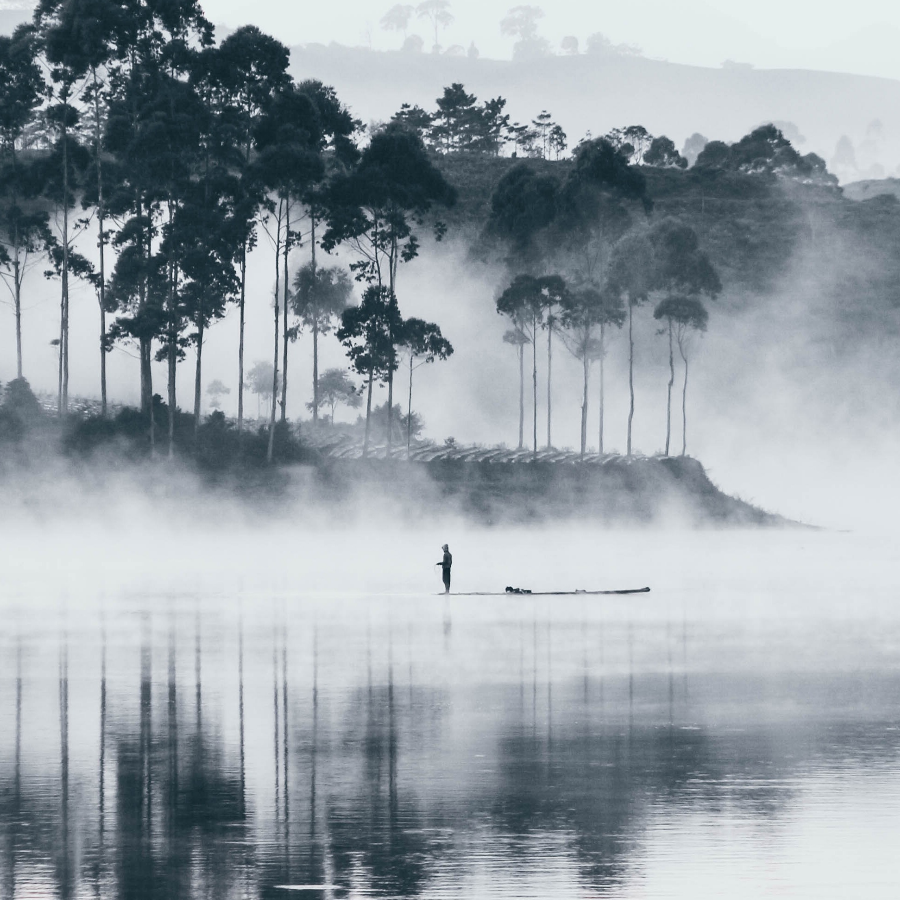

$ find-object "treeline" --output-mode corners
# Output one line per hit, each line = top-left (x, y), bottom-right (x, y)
(480, 122), (839, 458)
(0, 0), (850, 466)
(0, 0), (458, 462)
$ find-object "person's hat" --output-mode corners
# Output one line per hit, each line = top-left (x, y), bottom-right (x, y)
(442, 544), (448, 550)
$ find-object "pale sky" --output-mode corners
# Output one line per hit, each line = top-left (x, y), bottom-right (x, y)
(196, 0), (900, 80)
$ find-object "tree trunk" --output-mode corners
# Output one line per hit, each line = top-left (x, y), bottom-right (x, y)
(14, 253), (22, 379)
(665, 317), (674, 456)
(312, 318), (319, 426)
(407, 355), (414, 460)
(598, 323), (605, 456)
(167, 261), (177, 461)
(267, 200), (283, 464)
(532, 314), (538, 457)
(311, 215), (319, 425)
(139, 336), (154, 452)
(627, 299), (634, 457)
(546, 321), (552, 449)
(94, 68), (108, 417)
(280, 198), (290, 423)
(580, 350), (589, 459)
(517, 341), (524, 450)
(193, 316), (204, 438)
(237, 245), (246, 434)
(680, 342), (689, 456)
(363, 368), (373, 458)
(59, 120), (70, 417)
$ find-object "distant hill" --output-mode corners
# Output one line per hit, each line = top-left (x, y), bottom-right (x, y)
(289, 44), (900, 180)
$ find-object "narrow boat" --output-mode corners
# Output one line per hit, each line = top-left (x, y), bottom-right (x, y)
(443, 587), (651, 596)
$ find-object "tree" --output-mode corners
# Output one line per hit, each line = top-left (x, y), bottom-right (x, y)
(309, 367), (361, 424)
(607, 231), (655, 457)
(291, 262), (353, 424)
(381, 4), (416, 42)
(560, 36), (578, 55)
(623, 125), (652, 163)
(0, 25), (47, 380)
(254, 82), (325, 460)
(644, 136), (687, 169)
(648, 219), (719, 455)
(559, 286), (625, 456)
(486, 162), (557, 261)
(211, 25), (291, 435)
(336, 284), (402, 456)
(430, 83), (478, 152)
(101, 0), (215, 454)
(555, 137), (648, 289)
(322, 122), (455, 456)
(653, 296), (708, 456)
(391, 103), (433, 141)
(532, 110), (552, 158)
(206, 379), (229, 410)
(500, 5), (550, 60)
(537, 273), (566, 448)
(496, 274), (548, 455)
(416, 0), (453, 53)
(548, 124), (567, 159)
(399, 316), (452, 457)
(247, 360), (278, 419)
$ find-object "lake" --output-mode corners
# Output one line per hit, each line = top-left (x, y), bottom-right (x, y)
(1, 525), (899, 898)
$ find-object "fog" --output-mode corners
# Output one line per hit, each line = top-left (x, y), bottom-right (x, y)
(6, 201), (900, 532)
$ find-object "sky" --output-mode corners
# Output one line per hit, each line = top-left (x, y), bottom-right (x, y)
(191, 0), (900, 81)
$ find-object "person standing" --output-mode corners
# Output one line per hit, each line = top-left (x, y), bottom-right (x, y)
(437, 543), (452, 594)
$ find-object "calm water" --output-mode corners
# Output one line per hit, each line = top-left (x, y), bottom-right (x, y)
(1, 527), (900, 899)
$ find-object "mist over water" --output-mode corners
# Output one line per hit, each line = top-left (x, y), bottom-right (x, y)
(2, 524), (900, 899)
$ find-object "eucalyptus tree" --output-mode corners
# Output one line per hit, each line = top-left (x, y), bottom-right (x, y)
(254, 83), (324, 462)
(649, 220), (719, 454)
(42, 0), (125, 416)
(556, 137), (647, 286)
(607, 231), (654, 457)
(0, 25), (47, 379)
(653, 296), (708, 456)
(34, 0), (88, 415)
(102, 0), (214, 454)
(291, 79), (359, 423)
(310, 367), (361, 425)
(496, 274), (546, 455)
(381, 4), (416, 42)
(209, 25), (290, 435)
(291, 262), (353, 425)
(558, 286), (625, 457)
(398, 316), (452, 457)
(38, 117), (93, 414)
(322, 122), (455, 456)
(336, 284), (402, 457)
(416, 0), (454, 53)
(537, 273), (566, 448)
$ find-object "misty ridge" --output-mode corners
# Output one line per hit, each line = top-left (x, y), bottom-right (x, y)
(1, 0), (899, 529)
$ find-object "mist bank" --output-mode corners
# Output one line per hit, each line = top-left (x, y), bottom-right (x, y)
(0, 402), (787, 528)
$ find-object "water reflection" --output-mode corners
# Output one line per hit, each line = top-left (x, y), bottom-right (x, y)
(1, 589), (899, 899)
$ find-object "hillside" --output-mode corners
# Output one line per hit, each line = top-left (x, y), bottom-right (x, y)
(430, 152), (900, 348)
(289, 44), (900, 180)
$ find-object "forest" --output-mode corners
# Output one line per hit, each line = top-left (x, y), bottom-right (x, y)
(2, 0), (899, 474)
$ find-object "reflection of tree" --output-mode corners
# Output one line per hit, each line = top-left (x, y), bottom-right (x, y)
(8, 611), (900, 900)
(324, 678), (434, 898)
